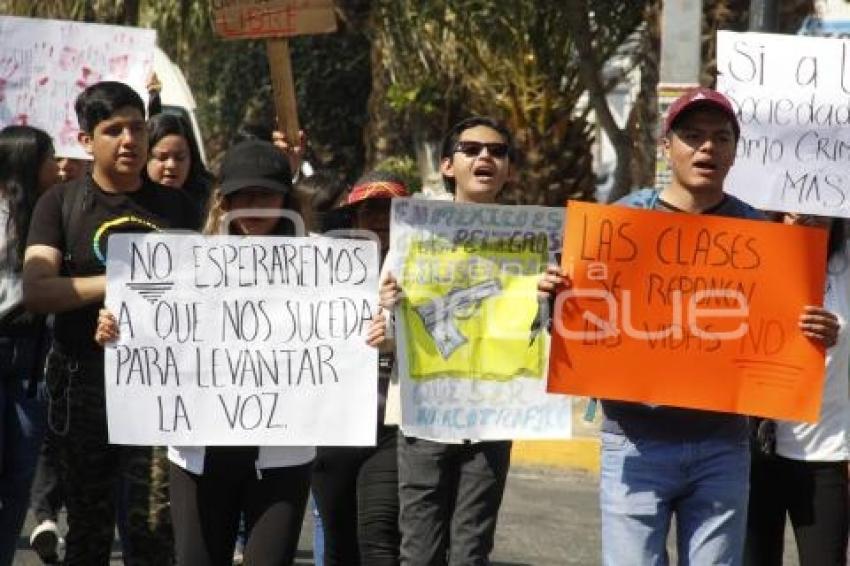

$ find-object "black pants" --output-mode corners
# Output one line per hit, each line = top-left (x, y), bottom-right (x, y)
(45, 350), (172, 566)
(30, 428), (64, 524)
(397, 435), (511, 566)
(745, 453), (849, 566)
(312, 424), (400, 566)
(170, 447), (312, 566)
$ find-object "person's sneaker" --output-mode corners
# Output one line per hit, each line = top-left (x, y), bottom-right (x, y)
(29, 519), (59, 563)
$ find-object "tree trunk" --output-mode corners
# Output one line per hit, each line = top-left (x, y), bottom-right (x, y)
(363, 5), (406, 170)
(121, 0), (140, 26)
(565, 0), (634, 202)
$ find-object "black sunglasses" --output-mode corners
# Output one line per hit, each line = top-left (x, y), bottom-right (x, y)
(453, 141), (510, 159)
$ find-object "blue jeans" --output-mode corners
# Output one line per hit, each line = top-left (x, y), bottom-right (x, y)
(0, 337), (47, 566)
(599, 431), (750, 566)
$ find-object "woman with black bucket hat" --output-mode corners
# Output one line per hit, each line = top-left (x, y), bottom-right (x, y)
(96, 139), (313, 566)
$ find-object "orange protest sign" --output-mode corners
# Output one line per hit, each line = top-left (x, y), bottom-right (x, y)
(547, 201), (828, 423)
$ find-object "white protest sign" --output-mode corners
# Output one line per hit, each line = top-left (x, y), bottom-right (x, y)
(386, 199), (572, 441)
(0, 16), (155, 159)
(105, 233), (379, 446)
(717, 30), (850, 216)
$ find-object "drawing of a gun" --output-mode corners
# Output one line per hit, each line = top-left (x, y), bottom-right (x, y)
(414, 279), (502, 359)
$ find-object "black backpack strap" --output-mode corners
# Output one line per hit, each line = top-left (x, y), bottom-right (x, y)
(59, 180), (92, 275)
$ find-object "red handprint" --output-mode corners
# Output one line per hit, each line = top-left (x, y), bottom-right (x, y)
(58, 46), (81, 72)
(108, 54), (129, 79)
(12, 92), (35, 125)
(75, 66), (102, 89)
(0, 57), (20, 102)
(58, 104), (79, 147)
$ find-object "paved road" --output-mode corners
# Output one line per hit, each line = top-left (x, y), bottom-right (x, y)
(12, 466), (799, 566)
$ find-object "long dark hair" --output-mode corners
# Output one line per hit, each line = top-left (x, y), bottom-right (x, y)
(0, 125), (54, 268)
(144, 113), (212, 206)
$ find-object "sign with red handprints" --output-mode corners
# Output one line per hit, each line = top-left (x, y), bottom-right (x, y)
(0, 16), (155, 159)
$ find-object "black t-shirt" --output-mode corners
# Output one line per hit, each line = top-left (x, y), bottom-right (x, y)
(27, 174), (200, 355)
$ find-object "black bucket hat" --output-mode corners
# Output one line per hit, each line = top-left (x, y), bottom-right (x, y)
(219, 140), (292, 196)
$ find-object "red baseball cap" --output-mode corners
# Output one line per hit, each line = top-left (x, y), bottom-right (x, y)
(663, 87), (740, 140)
(346, 179), (409, 205)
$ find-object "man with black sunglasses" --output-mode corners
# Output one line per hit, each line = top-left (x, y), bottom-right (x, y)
(380, 117), (517, 565)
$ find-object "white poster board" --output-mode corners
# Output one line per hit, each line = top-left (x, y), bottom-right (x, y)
(717, 30), (850, 216)
(0, 16), (155, 159)
(386, 199), (572, 441)
(105, 233), (379, 446)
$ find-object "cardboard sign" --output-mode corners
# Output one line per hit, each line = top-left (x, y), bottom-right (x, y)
(0, 16), (155, 159)
(717, 30), (850, 217)
(212, 0), (336, 40)
(105, 233), (379, 446)
(547, 201), (828, 422)
(387, 199), (572, 441)
(210, 1), (337, 153)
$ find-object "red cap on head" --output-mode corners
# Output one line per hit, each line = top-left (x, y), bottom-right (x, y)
(664, 87), (740, 140)
(346, 180), (410, 205)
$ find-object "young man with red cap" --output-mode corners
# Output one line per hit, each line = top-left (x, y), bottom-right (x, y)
(538, 87), (838, 565)
(602, 86), (757, 566)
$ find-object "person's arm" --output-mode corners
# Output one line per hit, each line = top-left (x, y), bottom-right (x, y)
(22, 244), (106, 314)
(272, 129), (307, 178)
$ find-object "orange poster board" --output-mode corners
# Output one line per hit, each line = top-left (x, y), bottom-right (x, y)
(547, 201), (828, 422)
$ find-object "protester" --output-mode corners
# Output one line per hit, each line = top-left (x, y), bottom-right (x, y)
(28, 150), (86, 563)
(22, 81), (198, 565)
(312, 171), (409, 565)
(96, 139), (317, 565)
(124, 109), (211, 563)
(144, 112), (212, 207)
(537, 87), (839, 565)
(378, 116), (517, 565)
(290, 169), (348, 566)
(745, 214), (849, 566)
(0, 125), (58, 565)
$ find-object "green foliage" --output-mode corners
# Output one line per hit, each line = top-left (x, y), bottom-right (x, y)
(0, 0), (139, 23)
(145, 1), (371, 181)
(373, 155), (422, 193)
(386, 82), (442, 117)
(290, 29), (371, 182)
(372, 0), (646, 204)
